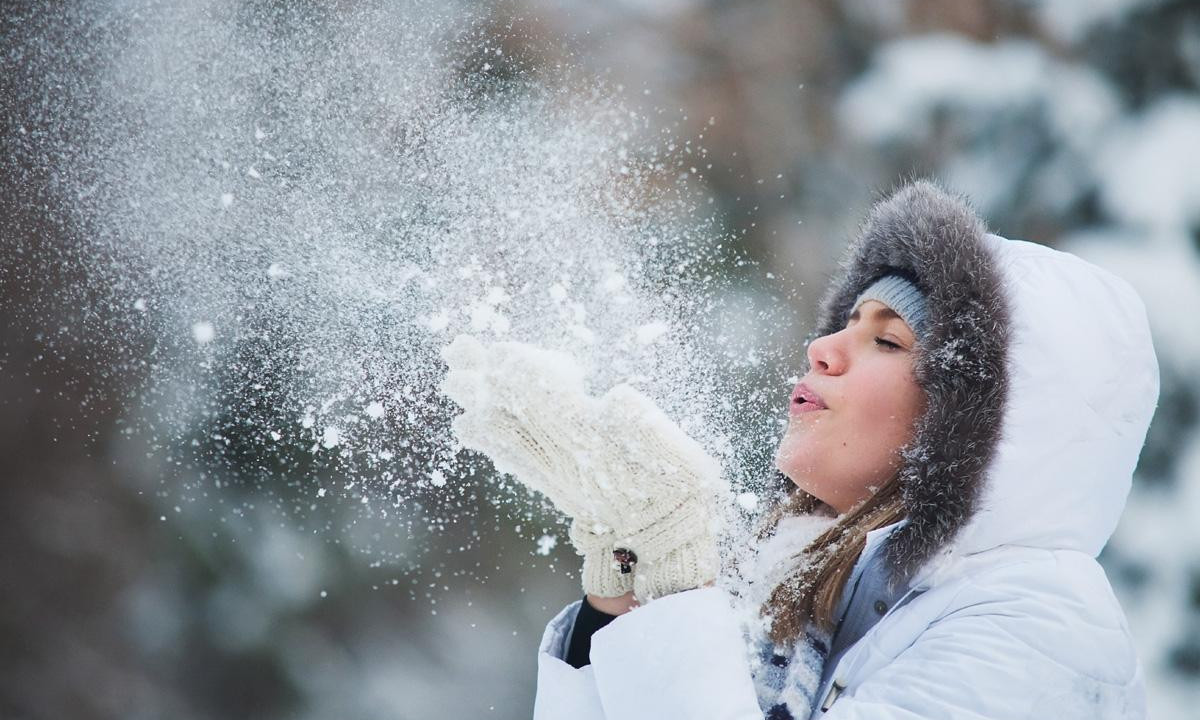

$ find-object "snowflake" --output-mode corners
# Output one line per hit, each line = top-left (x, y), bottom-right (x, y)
(536, 534), (558, 556)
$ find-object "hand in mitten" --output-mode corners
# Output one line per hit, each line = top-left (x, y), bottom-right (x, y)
(440, 333), (727, 603)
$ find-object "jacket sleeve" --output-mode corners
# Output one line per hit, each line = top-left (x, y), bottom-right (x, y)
(564, 595), (620, 668)
(587, 587), (764, 719)
(534, 600), (608, 720)
(821, 587), (1146, 720)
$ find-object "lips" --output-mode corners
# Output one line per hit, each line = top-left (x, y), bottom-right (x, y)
(790, 381), (828, 415)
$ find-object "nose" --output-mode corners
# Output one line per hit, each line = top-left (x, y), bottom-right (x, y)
(806, 330), (847, 375)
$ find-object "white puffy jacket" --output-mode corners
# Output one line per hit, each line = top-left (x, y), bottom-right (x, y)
(532, 231), (1159, 719)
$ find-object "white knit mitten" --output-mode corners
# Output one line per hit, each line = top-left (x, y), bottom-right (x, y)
(440, 334), (726, 603)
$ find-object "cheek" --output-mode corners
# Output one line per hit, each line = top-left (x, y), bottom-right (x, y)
(853, 370), (923, 448)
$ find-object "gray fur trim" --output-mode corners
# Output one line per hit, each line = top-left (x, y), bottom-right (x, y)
(810, 180), (1011, 585)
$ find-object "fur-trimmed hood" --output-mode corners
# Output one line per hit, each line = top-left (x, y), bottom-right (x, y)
(813, 180), (1159, 587)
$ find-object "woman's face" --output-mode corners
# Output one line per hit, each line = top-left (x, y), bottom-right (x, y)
(774, 300), (926, 514)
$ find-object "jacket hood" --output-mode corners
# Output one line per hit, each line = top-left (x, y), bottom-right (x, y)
(811, 181), (1159, 586)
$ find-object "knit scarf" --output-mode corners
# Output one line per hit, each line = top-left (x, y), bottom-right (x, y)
(736, 513), (838, 719)
(749, 625), (831, 719)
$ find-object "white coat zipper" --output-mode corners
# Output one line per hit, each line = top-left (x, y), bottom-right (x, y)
(815, 585), (925, 713)
(819, 678), (846, 712)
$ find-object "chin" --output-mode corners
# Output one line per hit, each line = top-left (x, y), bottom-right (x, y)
(775, 447), (831, 499)
(774, 435), (813, 483)
(774, 455), (813, 492)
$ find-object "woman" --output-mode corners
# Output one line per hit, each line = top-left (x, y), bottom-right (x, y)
(441, 180), (1158, 719)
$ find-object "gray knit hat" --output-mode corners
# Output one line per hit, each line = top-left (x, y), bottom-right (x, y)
(851, 274), (930, 342)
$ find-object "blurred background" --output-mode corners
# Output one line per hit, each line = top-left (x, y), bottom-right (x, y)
(3, 0), (1200, 718)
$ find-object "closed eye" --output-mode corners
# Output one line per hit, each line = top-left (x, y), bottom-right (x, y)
(874, 337), (902, 350)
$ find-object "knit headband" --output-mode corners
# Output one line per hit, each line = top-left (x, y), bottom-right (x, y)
(851, 274), (930, 343)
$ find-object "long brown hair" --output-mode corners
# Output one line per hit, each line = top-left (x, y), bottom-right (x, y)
(756, 476), (906, 646)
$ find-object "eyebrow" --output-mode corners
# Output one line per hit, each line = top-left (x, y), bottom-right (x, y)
(848, 305), (902, 322)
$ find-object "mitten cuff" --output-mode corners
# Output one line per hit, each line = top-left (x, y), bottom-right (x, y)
(632, 537), (720, 603)
(570, 519), (636, 598)
(580, 549), (636, 598)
